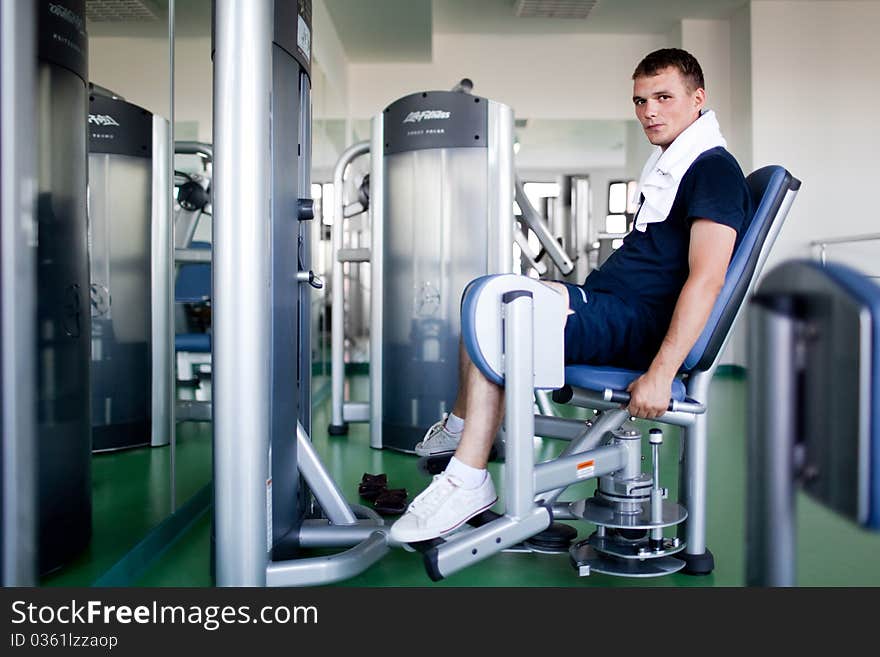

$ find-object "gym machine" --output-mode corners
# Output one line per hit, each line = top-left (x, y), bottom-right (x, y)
(88, 86), (173, 451)
(746, 260), (880, 585)
(212, 0), (391, 587)
(328, 83), (574, 451)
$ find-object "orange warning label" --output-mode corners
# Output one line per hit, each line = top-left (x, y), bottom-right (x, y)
(576, 459), (595, 479)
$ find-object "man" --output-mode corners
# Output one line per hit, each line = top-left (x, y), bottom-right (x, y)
(390, 48), (752, 544)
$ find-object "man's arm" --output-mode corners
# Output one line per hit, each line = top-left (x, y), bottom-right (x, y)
(626, 219), (737, 419)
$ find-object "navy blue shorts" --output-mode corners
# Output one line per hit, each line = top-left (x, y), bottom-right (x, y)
(559, 282), (662, 371)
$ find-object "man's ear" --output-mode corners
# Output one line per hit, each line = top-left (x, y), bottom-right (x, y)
(693, 87), (706, 111)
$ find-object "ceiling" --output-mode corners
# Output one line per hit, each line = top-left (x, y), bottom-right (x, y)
(87, 1), (757, 51)
(327, 0), (755, 62)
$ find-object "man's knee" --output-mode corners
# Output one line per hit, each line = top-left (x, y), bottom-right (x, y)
(541, 280), (575, 317)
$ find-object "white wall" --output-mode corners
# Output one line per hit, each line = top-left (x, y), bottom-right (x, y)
(681, 19), (732, 145)
(750, 0), (880, 273)
(89, 36), (213, 141)
(348, 31), (666, 120)
(312, 0), (349, 119)
(728, 3), (752, 173)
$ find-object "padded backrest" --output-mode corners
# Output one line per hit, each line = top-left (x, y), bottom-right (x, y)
(682, 166), (801, 372)
(175, 240), (212, 304)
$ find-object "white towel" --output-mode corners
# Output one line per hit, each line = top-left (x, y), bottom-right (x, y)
(633, 109), (727, 232)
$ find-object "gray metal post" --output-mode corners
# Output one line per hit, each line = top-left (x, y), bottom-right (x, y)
(503, 291), (535, 518)
(487, 103), (514, 275)
(330, 141), (370, 432)
(746, 297), (798, 586)
(213, 0), (273, 587)
(0, 0), (37, 586)
(369, 118), (385, 449)
(680, 370), (712, 557)
(150, 117), (174, 460)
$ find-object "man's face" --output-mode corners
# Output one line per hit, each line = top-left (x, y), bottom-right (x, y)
(633, 66), (705, 150)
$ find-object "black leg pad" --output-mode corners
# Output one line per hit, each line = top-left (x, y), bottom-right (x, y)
(328, 422), (349, 436)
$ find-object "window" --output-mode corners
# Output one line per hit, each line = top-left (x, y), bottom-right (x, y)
(606, 179), (638, 235)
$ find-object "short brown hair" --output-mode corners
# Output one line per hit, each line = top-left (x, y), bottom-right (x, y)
(633, 48), (705, 92)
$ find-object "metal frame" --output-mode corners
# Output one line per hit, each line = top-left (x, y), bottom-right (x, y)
(330, 140), (370, 434)
(0, 0), (37, 586)
(426, 182), (801, 580)
(330, 97), (573, 448)
(213, 0), (387, 587)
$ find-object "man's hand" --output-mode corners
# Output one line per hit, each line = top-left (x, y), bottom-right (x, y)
(626, 368), (674, 419)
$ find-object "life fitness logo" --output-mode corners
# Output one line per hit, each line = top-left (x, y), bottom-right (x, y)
(403, 110), (451, 124)
(88, 114), (120, 127)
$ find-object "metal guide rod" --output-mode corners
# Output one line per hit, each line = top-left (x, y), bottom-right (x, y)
(515, 176), (574, 275)
(151, 117), (174, 457)
(330, 140), (370, 431)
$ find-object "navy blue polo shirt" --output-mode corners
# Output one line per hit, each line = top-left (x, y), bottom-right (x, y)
(583, 146), (751, 333)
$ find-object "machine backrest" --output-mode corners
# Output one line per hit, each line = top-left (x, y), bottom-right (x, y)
(174, 240), (212, 304)
(682, 165), (801, 372)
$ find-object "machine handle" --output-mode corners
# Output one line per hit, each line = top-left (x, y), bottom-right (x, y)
(602, 389), (706, 414)
(297, 198), (315, 221)
(297, 270), (323, 289)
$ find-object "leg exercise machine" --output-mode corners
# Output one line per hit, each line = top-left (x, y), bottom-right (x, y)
(212, 0), (393, 587)
(416, 166), (800, 580)
(746, 260), (880, 585)
(328, 84), (574, 451)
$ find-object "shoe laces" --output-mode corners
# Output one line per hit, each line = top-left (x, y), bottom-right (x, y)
(422, 418), (449, 443)
(409, 473), (461, 519)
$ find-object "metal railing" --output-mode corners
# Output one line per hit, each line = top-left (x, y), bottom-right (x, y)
(811, 233), (880, 266)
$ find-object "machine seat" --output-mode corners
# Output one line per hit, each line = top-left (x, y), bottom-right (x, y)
(563, 364), (687, 402)
(175, 333), (211, 353)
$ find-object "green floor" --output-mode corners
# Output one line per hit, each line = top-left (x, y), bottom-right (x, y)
(43, 373), (880, 587)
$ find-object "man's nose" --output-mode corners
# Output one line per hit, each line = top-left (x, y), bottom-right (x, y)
(644, 100), (658, 118)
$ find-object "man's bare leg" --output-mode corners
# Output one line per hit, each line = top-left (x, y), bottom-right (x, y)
(450, 339), (469, 419)
(452, 346), (503, 469)
(448, 282), (568, 467)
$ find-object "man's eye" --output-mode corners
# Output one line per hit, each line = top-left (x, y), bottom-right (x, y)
(659, 95), (670, 101)
(635, 99), (645, 105)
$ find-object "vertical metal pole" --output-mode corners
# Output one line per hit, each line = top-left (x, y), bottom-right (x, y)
(680, 371), (711, 557)
(369, 117), (384, 449)
(487, 102), (514, 275)
(746, 297), (798, 586)
(0, 0), (37, 586)
(503, 291), (535, 518)
(167, 0), (176, 509)
(150, 117), (173, 461)
(213, 0), (272, 587)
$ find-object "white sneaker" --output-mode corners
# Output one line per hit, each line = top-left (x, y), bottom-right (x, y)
(414, 417), (462, 457)
(389, 472), (497, 543)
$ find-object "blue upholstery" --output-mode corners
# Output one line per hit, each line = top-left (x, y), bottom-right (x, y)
(461, 275), (504, 386)
(683, 166), (796, 371)
(813, 261), (880, 530)
(175, 241), (212, 304)
(564, 165), (799, 400)
(175, 240), (212, 357)
(564, 365), (687, 402)
(175, 333), (211, 353)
